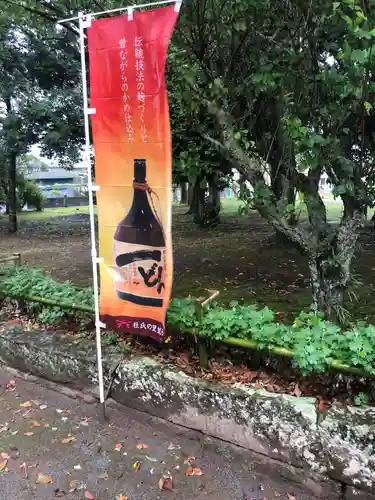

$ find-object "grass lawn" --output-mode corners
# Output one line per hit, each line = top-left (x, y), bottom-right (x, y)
(19, 206), (91, 220)
(15, 197), (368, 223)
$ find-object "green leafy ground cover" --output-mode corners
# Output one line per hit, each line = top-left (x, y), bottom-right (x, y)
(2, 265), (375, 377)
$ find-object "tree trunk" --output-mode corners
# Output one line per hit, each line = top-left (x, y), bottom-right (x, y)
(209, 179), (221, 211)
(307, 215), (363, 321)
(308, 257), (347, 320)
(7, 152), (17, 233)
(180, 182), (188, 205)
(188, 181), (205, 218)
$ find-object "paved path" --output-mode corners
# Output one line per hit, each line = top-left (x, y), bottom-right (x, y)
(0, 370), (318, 500)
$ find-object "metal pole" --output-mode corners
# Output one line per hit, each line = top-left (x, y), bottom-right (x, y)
(78, 12), (106, 421)
(58, 0), (181, 24)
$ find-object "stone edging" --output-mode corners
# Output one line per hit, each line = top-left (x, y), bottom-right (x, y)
(0, 324), (374, 499)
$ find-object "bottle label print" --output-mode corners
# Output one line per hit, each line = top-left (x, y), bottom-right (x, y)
(113, 241), (166, 307)
(87, 5), (178, 341)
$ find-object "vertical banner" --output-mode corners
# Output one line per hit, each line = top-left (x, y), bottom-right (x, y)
(87, 6), (178, 340)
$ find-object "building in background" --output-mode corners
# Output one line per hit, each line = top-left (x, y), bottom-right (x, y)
(27, 167), (87, 199)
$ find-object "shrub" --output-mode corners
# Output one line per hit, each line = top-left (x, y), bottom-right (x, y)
(2, 266), (375, 376)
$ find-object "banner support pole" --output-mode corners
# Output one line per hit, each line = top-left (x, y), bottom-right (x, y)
(58, 0), (181, 24)
(78, 11), (106, 422)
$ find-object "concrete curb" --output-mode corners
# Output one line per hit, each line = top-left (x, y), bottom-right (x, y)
(0, 325), (374, 499)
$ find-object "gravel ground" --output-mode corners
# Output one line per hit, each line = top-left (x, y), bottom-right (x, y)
(0, 370), (318, 500)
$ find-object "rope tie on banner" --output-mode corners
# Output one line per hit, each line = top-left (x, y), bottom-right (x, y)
(133, 181), (165, 240)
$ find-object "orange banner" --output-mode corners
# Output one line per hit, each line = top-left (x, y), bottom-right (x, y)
(87, 6), (178, 340)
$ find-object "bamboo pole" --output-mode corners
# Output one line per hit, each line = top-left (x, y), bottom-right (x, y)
(1, 291), (372, 378)
(0, 255), (19, 264)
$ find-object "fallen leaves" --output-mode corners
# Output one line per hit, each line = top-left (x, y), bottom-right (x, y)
(5, 380), (16, 392)
(24, 432), (34, 437)
(293, 384), (302, 398)
(158, 474), (173, 491)
(54, 489), (66, 497)
(84, 491), (95, 499)
(185, 466), (204, 476)
(61, 437), (75, 444)
(0, 452), (10, 460)
(20, 462), (28, 478)
(69, 480), (78, 492)
(136, 443), (149, 450)
(167, 442), (181, 451)
(132, 461), (141, 472)
(31, 420), (43, 428)
(114, 443), (122, 451)
(0, 459), (8, 473)
(287, 494), (296, 500)
(20, 401), (32, 408)
(36, 473), (53, 484)
(115, 496), (128, 500)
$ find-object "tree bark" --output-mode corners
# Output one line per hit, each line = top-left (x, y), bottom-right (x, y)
(4, 96), (18, 233)
(208, 178), (221, 211)
(308, 257), (346, 321)
(8, 152), (18, 233)
(180, 181), (188, 205)
(307, 214), (364, 321)
(188, 180), (205, 218)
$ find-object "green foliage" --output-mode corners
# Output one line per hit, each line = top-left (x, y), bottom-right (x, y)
(105, 334), (118, 346)
(18, 179), (44, 211)
(0, 266), (93, 323)
(354, 392), (369, 407)
(3, 267), (375, 376)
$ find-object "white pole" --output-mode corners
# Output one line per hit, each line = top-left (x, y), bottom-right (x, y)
(78, 12), (106, 418)
(58, 0), (181, 24)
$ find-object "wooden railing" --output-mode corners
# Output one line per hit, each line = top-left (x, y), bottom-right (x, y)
(0, 253), (23, 266)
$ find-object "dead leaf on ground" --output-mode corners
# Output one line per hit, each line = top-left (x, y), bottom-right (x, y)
(61, 437), (75, 444)
(287, 494), (296, 500)
(54, 489), (66, 497)
(293, 384), (302, 397)
(183, 457), (196, 465)
(246, 370), (260, 382)
(115, 496), (128, 500)
(20, 462), (28, 478)
(136, 443), (149, 450)
(158, 475), (173, 491)
(0, 453), (10, 460)
(24, 432), (34, 437)
(97, 472), (108, 480)
(84, 491), (95, 499)
(317, 395), (328, 412)
(185, 466), (204, 476)
(31, 421), (42, 428)
(0, 459), (8, 472)
(6, 380), (16, 391)
(36, 473), (53, 484)
(68, 480), (77, 492)
(132, 461), (141, 472)
(20, 401), (32, 408)
(114, 443), (122, 451)
(167, 443), (180, 451)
